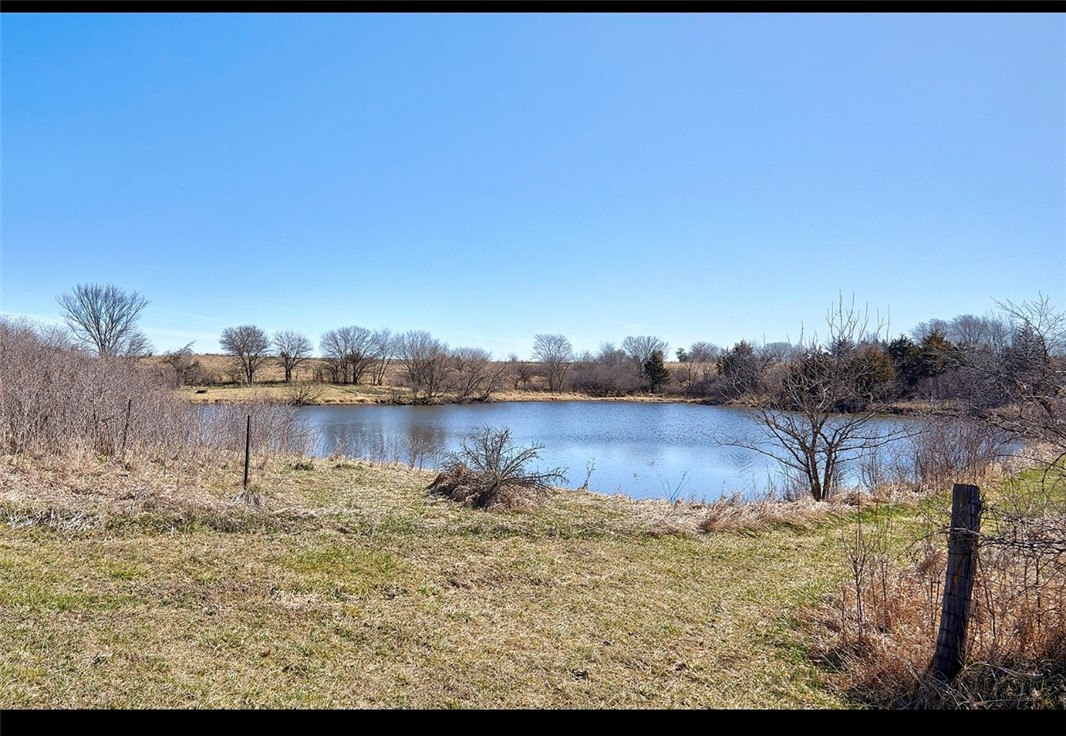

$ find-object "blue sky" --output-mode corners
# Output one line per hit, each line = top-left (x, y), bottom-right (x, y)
(2, 12), (1063, 359)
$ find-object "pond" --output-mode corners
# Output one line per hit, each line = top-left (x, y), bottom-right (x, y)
(296, 401), (922, 503)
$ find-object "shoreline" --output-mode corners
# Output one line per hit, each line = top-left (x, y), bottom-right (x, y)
(175, 383), (947, 417)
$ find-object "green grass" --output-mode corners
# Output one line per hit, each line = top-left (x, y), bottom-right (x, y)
(0, 450), (1022, 710)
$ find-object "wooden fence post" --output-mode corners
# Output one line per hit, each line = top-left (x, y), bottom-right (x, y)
(243, 414), (251, 490)
(120, 398), (132, 460)
(930, 482), (982, 682)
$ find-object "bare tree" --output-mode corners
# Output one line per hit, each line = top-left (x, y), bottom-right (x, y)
(272, 330), (313, 383)
(448, 347), (504, 403)
(947, 312), (1012, 353)
(396, 330), (451, 402)
(910, 318), (952, 343)
(675, 341), (721, 395)
(56, 283), (151, 357)
(720, 297), (907, 502)
(506, 353), (537, 391)
(161, 342), (200, 387)
(219, 325), (271, 385)
(757, 341), (801, 365)
(320, 325), (376, 385)
(985, 295), (1066, 465)
(370, 328), (397, 386)
(687, 341), (721, 364)
(597, 342), (627, 365)
(532, 333), (573, 393)
(622, 335), (669, 374)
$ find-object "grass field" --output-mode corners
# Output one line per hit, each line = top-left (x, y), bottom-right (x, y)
(1, 441), (1061, 723)
(0, 449), (873, 710)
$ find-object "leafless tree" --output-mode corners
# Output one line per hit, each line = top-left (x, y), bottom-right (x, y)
(910, 318), (952, 343)
(370, 328), (397, 386)
(56, 283), (151, 357)
(570, 346), (640, 397)
(947, 312), (1012, 353)
(675, 341), (721, 395)
(757, 341), (801, 365)
(161, 342), (200, 387)
(622, 335), (669, 375)
(506, 353), (537, 391)
(272, 330), (313, 383)
(687, 341), (721, 364)
(448, 347), (504, 403)
(320, 325), (376, 385)
(396, 330), (451, 402)
(219, 325), (271, 385)
(532, 333), (573, 393)
(984, 295), (1066, 467)
(597, 342), (627, 365)
(719, 297), (909, 502)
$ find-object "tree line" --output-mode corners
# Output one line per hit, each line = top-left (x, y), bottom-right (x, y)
(51, 283), (1064, 415)
(16, 281), (1063, 508)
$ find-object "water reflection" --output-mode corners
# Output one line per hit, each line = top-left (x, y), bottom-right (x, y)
(313, 413), (448, 470)
(297, 402), (920, 503)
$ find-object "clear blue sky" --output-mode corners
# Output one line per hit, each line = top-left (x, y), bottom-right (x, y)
(2, 12), (1063, 359)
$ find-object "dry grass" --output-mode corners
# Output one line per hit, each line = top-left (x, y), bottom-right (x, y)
(1, 449), (858, 710)
(3, 443), (1061, 712)
(700, 496), (851, 535)
(800, 466), (1066, 710)
(155, 353), (706, 407)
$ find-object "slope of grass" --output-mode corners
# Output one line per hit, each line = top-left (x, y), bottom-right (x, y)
(0, 451), (866, 710)
(4, 450), (1059, 712)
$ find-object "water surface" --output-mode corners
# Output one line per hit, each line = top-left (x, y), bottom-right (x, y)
(297, 401), (918, 503)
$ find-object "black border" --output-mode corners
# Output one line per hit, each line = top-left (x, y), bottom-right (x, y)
(3, 707), (1064, 736)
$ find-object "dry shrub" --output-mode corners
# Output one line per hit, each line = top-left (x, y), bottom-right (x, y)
(0, 317), (199, 459)
(426, 426), (566, 511)
(909, 416), (1015, 491)
(0, 319), (315, 467)
(201, 396), (316, 456)
(856, 416), (1013, 498)
(699, 493), (841, 534)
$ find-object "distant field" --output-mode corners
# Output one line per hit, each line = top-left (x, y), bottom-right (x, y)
(148, 353), (701, 406)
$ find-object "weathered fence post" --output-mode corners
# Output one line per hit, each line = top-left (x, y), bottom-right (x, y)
(930, 482), (982, 682)
(120, 398), (132, 460)
(243, 414), (251, 490)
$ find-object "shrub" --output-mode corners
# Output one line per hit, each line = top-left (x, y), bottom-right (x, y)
(0, 317), (198, 458)
(427, 427), (566, 511)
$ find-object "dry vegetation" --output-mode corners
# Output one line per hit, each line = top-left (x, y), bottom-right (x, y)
(2, 445), (1062, 713)
(2, 318), (1064, 719)
(2, 450), (860, 710)
(802, 468), (1066, 710)
(150, 353), (706, 407)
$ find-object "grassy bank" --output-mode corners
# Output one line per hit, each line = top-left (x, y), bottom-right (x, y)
(0, 450), (874, 709)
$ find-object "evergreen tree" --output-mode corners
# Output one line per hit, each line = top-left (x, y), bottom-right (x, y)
(642, 349), (671, 393)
